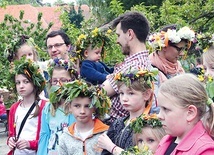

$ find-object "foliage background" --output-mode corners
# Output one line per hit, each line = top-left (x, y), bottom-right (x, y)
(0, 0), (213, 106)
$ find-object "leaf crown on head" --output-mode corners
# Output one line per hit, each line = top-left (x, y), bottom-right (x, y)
(49, 79), (111, 118)
(148, 26), (195, 51)
(75, 27), (113, 60)
(10, 57), (46, 95)
(130, 114), (162, 133)
(196, 33), (214, 52)
(114, 67), (159, 88)
(4, 35), (38, 62)
(47, 58), (78, 81)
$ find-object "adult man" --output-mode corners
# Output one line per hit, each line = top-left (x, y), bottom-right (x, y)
(102, 11), (151, 123)
(46, 30), (72, 60)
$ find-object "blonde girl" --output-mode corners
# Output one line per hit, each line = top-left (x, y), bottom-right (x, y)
(7, 35), (48, 99)
(7, 58), (47, 155)
(37, 58), (78, 155)
(156, 73), (214, 155)
(98, 68), (158, 155)
(203, 45), (214, 77)
(131, 114), (166, 154)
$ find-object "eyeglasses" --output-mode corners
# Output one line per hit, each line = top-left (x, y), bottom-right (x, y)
(170, 44), (187, 53)
(47, 43), (65, 51)
(50, 78), (72, 85)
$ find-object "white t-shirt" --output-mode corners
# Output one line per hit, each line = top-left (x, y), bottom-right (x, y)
(14, 101), (41, 155)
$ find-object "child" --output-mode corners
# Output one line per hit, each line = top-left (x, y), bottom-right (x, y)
(37, 58), (78, 155)
(7, 34), (49, 99)
(130, 114), (165, 154)
(0, 94), (7, 120)
(58, 79), (110, 155)
(203, 45), (214, 77)
(7, 58), (47, 155)
(76, 28), (114, 85)
(98, 68), (158, 154)
(156, 73), (214, 155)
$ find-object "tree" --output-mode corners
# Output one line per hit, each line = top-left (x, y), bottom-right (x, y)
(8, 0), (43, 6)
(0, 10), (53, 105)
(67, 5), (84, 28)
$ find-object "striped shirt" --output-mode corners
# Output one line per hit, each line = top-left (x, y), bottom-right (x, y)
(108, 50), (151, 123)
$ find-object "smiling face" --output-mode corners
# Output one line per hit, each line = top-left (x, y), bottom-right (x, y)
(46, 35), (70, 59)
(70, 96), (94, 124)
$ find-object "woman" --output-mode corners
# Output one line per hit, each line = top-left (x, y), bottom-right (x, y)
(148, 25), (195, 83)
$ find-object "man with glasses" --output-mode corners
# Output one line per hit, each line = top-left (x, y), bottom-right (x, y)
(46, 30), (72, 60)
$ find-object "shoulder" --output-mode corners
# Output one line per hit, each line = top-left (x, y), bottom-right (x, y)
(42, 102), (51, 114)
(81, 60), (94, 65)
(10, 101), (21, 111)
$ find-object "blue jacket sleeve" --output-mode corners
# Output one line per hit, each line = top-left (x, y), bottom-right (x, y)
(99, 61), (114, 73)
(37, 104), (51, 155)
(80, 61), (108, 84)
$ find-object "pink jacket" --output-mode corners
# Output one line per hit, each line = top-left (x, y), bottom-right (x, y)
(7, 100), (47, 154)
(155, 121), (214, 155)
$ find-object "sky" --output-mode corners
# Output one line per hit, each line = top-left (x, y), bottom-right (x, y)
(42, 0), (76, 5)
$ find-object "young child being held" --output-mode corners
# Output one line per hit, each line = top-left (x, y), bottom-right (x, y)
(7, 58), (47, 155)
(156, 73), (214, 155)
(37, 58), (78, 155)
(76, 28), (114, 85)
(98, 68), (158, 155)
(58, 79), (110, 155)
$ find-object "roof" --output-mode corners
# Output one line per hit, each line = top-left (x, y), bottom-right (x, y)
(0, 4), (91, 31)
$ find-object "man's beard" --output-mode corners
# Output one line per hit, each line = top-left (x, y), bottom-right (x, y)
(122, 43), (130, 56)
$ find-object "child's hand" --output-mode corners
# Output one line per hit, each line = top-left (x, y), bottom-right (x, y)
(97, 133), (115, 152)
(16, 139), (30, 150)
(8, 137), (16, 150)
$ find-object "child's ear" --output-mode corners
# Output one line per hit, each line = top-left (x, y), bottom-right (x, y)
(186, 105), (197, 122)
(84, 50), (88, 57)
(67, 44), (71, 51)
(142, 89), (153, 101)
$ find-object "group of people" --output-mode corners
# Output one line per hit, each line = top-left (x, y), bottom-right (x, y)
(4, 10), (214, 155)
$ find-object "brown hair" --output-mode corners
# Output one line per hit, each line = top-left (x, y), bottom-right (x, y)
(117, 79), (153, 107)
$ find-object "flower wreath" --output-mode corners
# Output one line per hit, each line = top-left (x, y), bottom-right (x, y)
(148, 26), (195, 51)
(75, 27), (113, 60)
(9, 58), (46, 95)
(121, 145), (153, 155)
(114, 68), (159, 88)
(4, 35), (39, 62)
(49, 79), (111, 118)
(120, 114), (162, 155)
(130, 114), (162, 133)
(47, 58), (78, 81)
(195, 33), (214, 52)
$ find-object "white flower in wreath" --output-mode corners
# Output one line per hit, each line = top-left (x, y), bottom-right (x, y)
(167, 29), (181, 43)
(177, 26), (195, 41)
